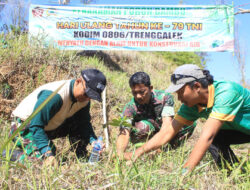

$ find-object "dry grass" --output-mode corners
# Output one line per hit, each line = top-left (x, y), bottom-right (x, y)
(0, 34), (249, 189)
(0, 120), (249, 189)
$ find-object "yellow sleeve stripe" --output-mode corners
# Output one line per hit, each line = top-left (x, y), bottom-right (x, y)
(209, 112), (235, 121)
(207, 84), (215, 108)
(174, 115), (194, 126)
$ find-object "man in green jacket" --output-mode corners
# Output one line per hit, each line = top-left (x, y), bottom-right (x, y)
(7, 68), (106, 166)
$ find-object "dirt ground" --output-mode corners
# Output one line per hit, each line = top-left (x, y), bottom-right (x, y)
(0, 62), (75, 119)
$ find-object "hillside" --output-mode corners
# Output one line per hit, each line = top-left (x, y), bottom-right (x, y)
(0, 34), (249, 190)
(0, 34), (204, 120)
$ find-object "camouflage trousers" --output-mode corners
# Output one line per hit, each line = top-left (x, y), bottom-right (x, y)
(9, 118), (43, 163)
(9, 116), (90, 163)
(130, 119), (196, 148)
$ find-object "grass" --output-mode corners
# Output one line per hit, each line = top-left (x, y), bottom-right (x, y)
(0, 33), (249, 189)
(0, 121), (249, 189)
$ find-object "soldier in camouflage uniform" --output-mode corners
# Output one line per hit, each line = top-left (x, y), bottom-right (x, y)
(116, 72), (196, 157)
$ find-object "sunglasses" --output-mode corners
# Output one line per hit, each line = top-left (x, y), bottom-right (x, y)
(171, 74), (198, 84)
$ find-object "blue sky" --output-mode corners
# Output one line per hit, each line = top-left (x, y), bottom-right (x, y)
(1, 0), (249, 84)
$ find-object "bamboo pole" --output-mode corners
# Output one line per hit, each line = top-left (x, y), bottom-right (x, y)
(102, 87), (109, 149)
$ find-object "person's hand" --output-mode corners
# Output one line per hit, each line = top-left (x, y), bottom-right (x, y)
(43, 155), (57, 168)
(181, 167), (191, 177)
(91, 141), (105, 155)
(123, 152), (135, 161)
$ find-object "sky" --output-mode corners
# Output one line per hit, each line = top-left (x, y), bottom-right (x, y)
(1, 0), (249, 84)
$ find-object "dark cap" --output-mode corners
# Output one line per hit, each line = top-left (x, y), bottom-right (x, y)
(166, 64), (205, 93)
(81, 69), (107, 102)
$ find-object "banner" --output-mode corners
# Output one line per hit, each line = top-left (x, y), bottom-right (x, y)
(29, 4), (234, 51)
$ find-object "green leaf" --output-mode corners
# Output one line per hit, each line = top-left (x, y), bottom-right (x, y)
(109, 117), (133, 128)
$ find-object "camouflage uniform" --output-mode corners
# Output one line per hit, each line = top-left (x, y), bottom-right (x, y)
(9, 118), (43, 163)
(121, 90), (196, 146)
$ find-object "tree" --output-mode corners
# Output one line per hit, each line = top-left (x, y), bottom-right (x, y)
(233, 5), (250, 87)
(58, 0), (70, 4)
(215, 0), (249, 87)
(235, 8), (250, 15)
(0, 0), (6, 21)
(234, 20), (247, 87)
(1, 0), (28, 32)
(81, 0), (96, 4)
(58, 0), (96, 5)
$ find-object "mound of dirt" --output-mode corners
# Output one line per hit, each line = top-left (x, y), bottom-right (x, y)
(0, 61), (70, 119)
(1, 63), (29, 118)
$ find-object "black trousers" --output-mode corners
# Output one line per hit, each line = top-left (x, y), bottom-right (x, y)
(208, 130), (250, 169)
(46, 111), (91, 159)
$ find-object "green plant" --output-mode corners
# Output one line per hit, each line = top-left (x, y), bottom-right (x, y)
(156, 51), (206, 67)
(0, 82), (12, 99)
(37, 64), (47, 86)
(109, 116), (134, 129)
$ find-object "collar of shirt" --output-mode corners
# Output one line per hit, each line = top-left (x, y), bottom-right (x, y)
(70, 79), (77, 103)
(197, 84), (215, 112)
